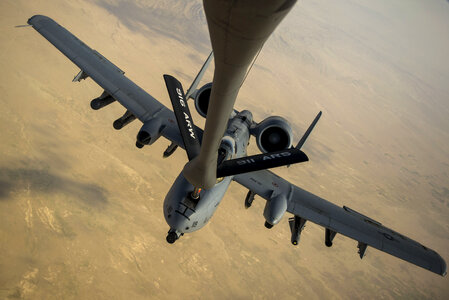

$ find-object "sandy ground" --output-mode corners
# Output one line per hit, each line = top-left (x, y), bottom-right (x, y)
(0, 0), (448, 299)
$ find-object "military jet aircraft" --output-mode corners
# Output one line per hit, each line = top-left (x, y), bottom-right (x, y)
(27, 2), (446, 276)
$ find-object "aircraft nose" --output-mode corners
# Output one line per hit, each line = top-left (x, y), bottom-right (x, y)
(166, 211), (190, 232)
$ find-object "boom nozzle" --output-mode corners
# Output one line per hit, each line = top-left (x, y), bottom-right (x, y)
(191, 187), (202, 200)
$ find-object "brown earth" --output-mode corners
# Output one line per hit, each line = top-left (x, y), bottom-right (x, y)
(0, 0), (448, 299)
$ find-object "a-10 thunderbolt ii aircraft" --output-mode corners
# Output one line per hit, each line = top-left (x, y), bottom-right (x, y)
(27, 0), (446, 277)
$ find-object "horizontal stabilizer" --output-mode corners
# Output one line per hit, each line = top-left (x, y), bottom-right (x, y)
(217, 148), (308, 178)
(163, 74), (201, 161)
(296, 111), (322, 149)
(185, 51), (214, 99)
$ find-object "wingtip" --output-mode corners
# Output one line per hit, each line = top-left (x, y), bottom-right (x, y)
(300, 150), (309, 162)
(440, 257), (447, 277)
(27, 15), (48, 25)
(431, 251), (447, 276)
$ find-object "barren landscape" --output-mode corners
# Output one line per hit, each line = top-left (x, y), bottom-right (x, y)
(0, 0), (448, 299)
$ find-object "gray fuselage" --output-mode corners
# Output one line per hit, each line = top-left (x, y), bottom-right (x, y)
(163, 110), (253, 234)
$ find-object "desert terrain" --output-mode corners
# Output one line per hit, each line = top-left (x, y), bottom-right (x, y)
(0, 0), (448, 299)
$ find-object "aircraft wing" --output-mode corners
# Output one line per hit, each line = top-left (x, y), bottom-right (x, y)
(233, 170), (447, 276)
(27, 15), (197, 149)
(29, 15), (446, 276)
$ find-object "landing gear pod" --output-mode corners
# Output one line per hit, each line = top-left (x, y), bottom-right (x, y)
(263, 194), (287, 227)
(136, 118), (164, 146)
(264, 221), (274, 229)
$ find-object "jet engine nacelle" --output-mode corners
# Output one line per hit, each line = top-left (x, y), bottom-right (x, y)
(136, 118), (164, 146)
(252, 116), (293, 153)
(263, 194), (288, 227)
(194, 82), (212, 118)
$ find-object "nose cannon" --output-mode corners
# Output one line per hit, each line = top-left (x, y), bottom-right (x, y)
(163, 174), (202, 244)
(163, 171), (233, 244)
(166, 229), (183, 244)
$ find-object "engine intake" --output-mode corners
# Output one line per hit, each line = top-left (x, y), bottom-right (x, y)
(252, 116), (293, 153)
(194, 83), (212, 118)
